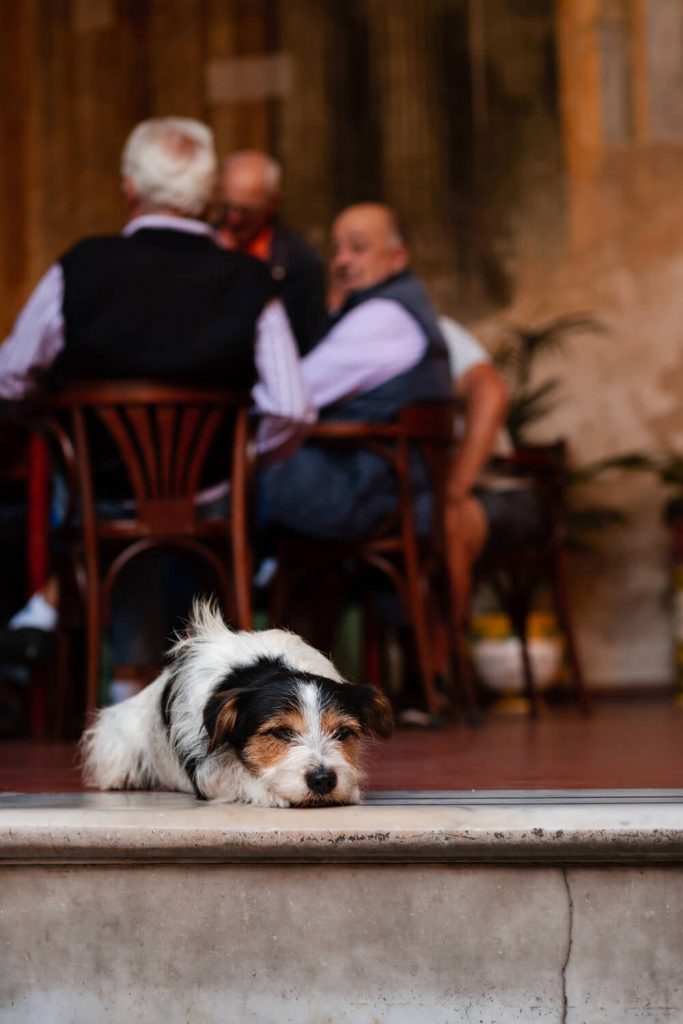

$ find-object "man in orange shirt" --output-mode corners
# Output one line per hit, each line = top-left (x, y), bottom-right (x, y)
(217, 150), (327, 355)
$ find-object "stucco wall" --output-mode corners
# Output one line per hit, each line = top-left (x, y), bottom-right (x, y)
(467, 158), (683, 686)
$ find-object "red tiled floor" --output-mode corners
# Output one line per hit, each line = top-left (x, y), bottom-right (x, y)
(1, 698), (682, 793)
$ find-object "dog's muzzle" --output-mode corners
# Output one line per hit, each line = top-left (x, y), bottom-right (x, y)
(305, 766), (337, 796)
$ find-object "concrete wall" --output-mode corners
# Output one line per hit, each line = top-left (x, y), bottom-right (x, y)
(2, 862), (683, 1022)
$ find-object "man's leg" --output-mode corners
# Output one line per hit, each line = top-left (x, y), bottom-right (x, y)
(445, 494), (488, 627)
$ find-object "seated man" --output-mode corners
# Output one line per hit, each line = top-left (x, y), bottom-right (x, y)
(0, 119), (310, 446)
(217, 150), (327, 355)
(0, 117), (312, 678)
(439, 316), (549, 623)
(260, 202), (453, 540)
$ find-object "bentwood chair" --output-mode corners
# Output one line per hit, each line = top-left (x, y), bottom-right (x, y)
(36, 381), (254, 726)
(473, 442), (590, 716)
(270, 401), (479, 722)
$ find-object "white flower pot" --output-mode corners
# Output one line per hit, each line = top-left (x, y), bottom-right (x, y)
(471, 635), (563, 694)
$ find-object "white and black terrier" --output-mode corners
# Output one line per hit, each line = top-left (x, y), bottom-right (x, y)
(81, 601), (393, 807)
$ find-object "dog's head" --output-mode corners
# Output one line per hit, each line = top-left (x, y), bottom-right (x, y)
(202, 656), (393, 807)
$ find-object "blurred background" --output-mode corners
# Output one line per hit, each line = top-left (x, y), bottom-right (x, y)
(1, 0), (682, 692)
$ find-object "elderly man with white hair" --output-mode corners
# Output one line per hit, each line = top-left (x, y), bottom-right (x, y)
(0, 117), (312, 676)
(0, 118), (310, 441)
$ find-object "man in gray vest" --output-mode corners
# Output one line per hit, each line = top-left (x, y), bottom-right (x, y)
(262, 201), (503, 547)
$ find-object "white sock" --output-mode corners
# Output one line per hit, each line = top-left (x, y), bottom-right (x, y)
(8, 593), (58, 632)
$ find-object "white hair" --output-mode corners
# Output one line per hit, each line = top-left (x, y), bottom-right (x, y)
(121, 117), (217, 217)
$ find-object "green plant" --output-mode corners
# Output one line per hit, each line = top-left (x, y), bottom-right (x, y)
(492, 313), (606, 449)
(651, 453), (683, 523)
(492, 314), (650, 548)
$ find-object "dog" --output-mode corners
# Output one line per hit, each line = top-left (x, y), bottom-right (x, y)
(81, 600), (393, 807)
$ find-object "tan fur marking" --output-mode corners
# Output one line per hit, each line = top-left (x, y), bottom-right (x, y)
(242, 710), (307, 772)
(243, 733), (290, 771)
(206, 692), (241, 754)
(320, 708), (362, 765)
(320, 708), (360, 736)
(363, 690), (394, 738)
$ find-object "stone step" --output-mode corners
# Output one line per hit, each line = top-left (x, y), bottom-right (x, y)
(1, 789), (683, 864)
(1, 791), (683, 1023)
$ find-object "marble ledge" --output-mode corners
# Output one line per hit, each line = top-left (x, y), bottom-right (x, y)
(1, 790), (683, 865)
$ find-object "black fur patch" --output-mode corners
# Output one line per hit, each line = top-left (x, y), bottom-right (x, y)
(160, 671), (178, 735)
(203, 655), (380, 752)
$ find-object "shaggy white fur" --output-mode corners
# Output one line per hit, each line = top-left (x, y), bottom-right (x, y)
(81, 601), (392, 807)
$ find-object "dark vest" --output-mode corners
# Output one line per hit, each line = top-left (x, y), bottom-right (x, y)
(320, 269), (452, 422)
(54, 228), (275, 389)
(261, 269), (452, 539)
(269, 223), (327, 356)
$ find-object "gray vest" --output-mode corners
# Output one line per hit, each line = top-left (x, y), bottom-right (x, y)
(261, 270), (451, 539)
(321, 270), (451, 422)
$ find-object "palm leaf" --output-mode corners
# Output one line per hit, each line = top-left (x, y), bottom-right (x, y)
(506, 379), (562, 447)
(569, 452), (656, 484)
(493, 313), (605, 390)
(565, 505), (629, 553)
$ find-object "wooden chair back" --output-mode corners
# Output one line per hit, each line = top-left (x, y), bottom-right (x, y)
(37, 380), (254, 720)
(272, 399), (469, 720)
(475, 441), (589, 714)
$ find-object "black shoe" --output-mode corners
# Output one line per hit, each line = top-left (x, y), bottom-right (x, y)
(0, 626), (54, 664)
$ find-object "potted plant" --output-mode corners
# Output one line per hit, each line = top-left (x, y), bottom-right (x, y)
(650, 453), (683, 696)
(470, 314), (650, 703)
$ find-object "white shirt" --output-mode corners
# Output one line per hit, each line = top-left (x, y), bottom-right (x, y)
(438, 315), (489, 377)
(0, 215), (314, 454)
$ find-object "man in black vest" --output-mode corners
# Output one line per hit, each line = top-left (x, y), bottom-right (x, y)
(0, 118), (309, 429)
(0, 117), (311, 680)
(217, 149), (327, 355)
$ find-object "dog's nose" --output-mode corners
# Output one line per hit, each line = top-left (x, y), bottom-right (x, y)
(306, 767), (337, 796)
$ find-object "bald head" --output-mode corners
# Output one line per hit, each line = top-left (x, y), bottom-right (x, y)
(331, 203), (410, 295)
(219, 150), (282, 247)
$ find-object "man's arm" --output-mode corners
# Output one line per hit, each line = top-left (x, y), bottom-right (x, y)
(301, 298), (425, 409)
(251, 298), (315, 459)
(450, 362), (509, 501)
(0, 265), (65, 400)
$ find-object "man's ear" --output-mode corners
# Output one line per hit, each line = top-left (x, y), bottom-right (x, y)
(358, 685), (394, 739)
(390, 243), (410, 276)
(203, 688), (244, 754)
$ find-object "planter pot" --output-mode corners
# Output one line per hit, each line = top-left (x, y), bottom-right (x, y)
(671, 516), (683, 697)
(469, 613), (563, 695)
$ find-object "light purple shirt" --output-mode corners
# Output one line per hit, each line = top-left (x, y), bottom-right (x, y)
(301, 298), (427, 409)
(0, 215), (314, 455)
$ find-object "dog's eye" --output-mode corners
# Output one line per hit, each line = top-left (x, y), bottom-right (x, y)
(266, 727), (295, 742)
(333, 727), (358, 742)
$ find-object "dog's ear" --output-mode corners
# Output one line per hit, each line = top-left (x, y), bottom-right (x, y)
(203, 688), (244, 754)
(358, 685), (394, 739)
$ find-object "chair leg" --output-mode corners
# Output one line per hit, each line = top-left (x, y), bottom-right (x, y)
(27, 665), (48, 740)
(551, 549), (591, 715)
(515, 613), (540, 718)
(85, 589), (102, 721)
(362, 595), (383, 688)
(53, 626), (71, 739)
(450, 624), (482, 725)
(496, 573), (541, 717)
(403, 558), (441, 720)
(233, 546), (253, 631)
